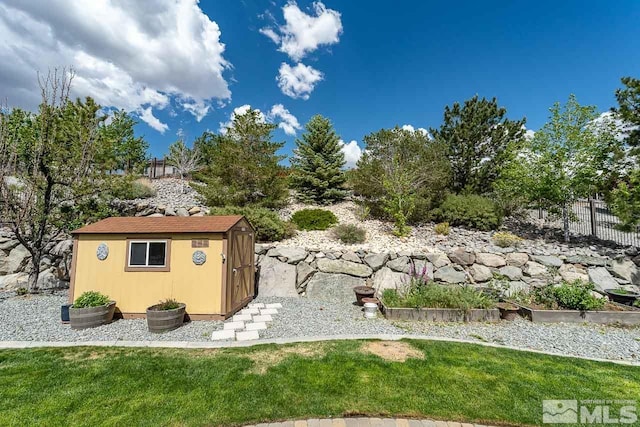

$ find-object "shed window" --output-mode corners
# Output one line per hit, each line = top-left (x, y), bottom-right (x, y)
(128, 241), (167, 267)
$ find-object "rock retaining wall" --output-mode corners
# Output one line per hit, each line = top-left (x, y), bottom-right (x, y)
(255, 244), (640, 300)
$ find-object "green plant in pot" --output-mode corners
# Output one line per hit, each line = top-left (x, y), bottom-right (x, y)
(69, 291), (116, 330)
(146, 298), (186, 333)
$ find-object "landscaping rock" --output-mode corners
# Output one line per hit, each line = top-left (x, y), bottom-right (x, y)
(532, 255), (563, 268)
(50, 239), (73, 257)
(0, 272), (28, 290)
(559, 264), (589, 283)
(373, 266), (407, 291)
(506, 252), (529, 268)
(505, 281), (529, 297)
(341, 251), (361, 263)
(469, 264), (492, 282)
(305, 272), (365, 302)
(386, 256), (411, 273)
(448, 248), (475, 266)
(296, 262), (315, 289)
(523, 261), (547, 278)
(0, 238), (19, 251)
(609, 259), (640, 285)
(267, 247), (307, 264)
(433, 266), (466, 283)
(425, 252), (451, 268)
(566, 255), (608, 267)
(364, 253), (389, 271)
(499, 266), (523, 281)
(412, 259), (434, 278)
(164, 207), (176, 216)
(0, 244), (30, 275)
(316, 258), (373, 278)
(188, 206), (201, 215)
(258, 256), (298, 298)
(36, 267), (68, 290)
(176, 207), (189, 217)
(254, 244), (270, 255)
(475, 252), (506, 268)
(588, 267), (619, 292)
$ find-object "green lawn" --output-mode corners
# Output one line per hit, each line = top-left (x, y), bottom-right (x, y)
(0, 340), (638, 427)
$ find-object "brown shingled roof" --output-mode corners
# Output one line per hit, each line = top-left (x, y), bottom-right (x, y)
(72, 215), (246, 234)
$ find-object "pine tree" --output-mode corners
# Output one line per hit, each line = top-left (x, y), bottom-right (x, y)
(291, 115), (346, 204)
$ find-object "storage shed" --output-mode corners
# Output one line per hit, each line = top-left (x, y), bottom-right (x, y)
(69, 216), (255, 320)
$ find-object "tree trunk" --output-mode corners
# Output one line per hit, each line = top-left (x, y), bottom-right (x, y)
(27, 253), (41, 292)
(562, 203), (570, 243)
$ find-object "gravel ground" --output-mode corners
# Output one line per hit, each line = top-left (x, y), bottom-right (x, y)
(2, 291), (639, 363)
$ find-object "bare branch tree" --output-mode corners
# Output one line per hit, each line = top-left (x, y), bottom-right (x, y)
(166, 139), (201, 193)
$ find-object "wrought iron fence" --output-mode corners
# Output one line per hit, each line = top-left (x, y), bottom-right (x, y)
(530, 199), (640, 247)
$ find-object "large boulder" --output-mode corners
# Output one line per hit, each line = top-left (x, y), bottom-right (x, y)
(505, 281), (530, 297)
(176, 207), (189, 217)
(506, 252), (529, 268)
(36, 268), (68, 290)
(257, 256), (298, 297)
(341, 251), (361, 263)
(565, 255), (608, 267)
(469, 264), (492, 282)
(609, 259), (640, 285)
(588, 267), (619, 293)
(425, 252), (451, 268)
(0, 244), (30, 275)
(412, 259), (434, 278)
(0, 272), (28, 290)
(558, 264), (589, 283)
(523, 261), (547, 278)
(267, 247), (307, 264)
(498, 266), (523, 281)
(316, 258), (373, 278)
(373, 267), (408, 291)
(386, 256), (411, 273)
(0, 238), (19, 252)
(532, 255), (563, 268)
(448, 248), (475, 266)
(364, 253), (389, 271)
(305, 273), (365, 302)
(475, 253), (506, 268)
(433, 266), (466, 283)
(296, 261), (315, 289)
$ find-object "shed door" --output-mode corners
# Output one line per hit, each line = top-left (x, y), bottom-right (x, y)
(227, 227), (255, 312)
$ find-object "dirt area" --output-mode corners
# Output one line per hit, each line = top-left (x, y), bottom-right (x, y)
(243, 342), (329, 374)
(361, 341), (424, 362)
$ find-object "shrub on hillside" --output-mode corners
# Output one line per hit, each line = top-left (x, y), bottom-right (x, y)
(433, 194), (502, 231)
(291, 209), (338, 231)
(516, 280), (605, 311)
(209, 206), (295, 242)
(434, 222), (450, 235)
(111, 178), (156, 200)
(333, 224), (366, 244)
(492, 231), (523, 248)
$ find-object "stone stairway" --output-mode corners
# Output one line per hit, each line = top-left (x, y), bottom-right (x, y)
(211, 303), (281, 341)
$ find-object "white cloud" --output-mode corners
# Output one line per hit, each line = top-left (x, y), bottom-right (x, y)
(401, 124), (429, 136)
(261, 1), (342, 61)
(277, 62), (323, 99)
(218, 104), (265, 134)
(0, 0), (231, 131)
(339, 139), (362, 169)
(267, 104), (301, 136)
(139, 107), (169, 134)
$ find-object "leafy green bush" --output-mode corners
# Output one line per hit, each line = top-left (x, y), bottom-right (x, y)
(434, 222), (450, 235)
(209, 206), (295, 242)
(492, 231), (523, 248)
(518, 280), (605, 311)
(111, 178), (156, 200)
(291, 209), (338, 231)
(381, 279), (495, 310)
(333, 224), (366, 244)
(154, 299), (182, 310)
(433, 194), (503, 231)
(73, 291), (111, 308)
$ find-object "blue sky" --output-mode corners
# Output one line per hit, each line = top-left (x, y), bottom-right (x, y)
(1, 1), (639, 164)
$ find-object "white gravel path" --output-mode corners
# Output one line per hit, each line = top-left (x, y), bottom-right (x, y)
(1, 291), (639, 363)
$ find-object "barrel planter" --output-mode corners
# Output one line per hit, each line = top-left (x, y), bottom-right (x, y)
(146, 303), (186, 333)
(69, 301), (116, 330)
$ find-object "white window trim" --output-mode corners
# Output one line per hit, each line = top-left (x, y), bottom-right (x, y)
(128, 240), (168, 268)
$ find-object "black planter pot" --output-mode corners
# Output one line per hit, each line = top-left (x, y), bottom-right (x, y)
(146, 303), (186, 333)
(605, 289), (640, 306)
(69, 301), (116, 329)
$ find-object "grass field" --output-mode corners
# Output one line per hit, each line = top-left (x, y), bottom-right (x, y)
(1, 340), (638, 426)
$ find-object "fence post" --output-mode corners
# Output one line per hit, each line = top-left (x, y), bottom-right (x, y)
(538, 207), (543, 220)
(589, 199), (597, 238)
